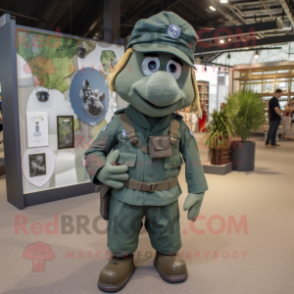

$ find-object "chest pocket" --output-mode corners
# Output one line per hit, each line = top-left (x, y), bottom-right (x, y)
(164, 153), (183, 170)
(118, 152), (137, 168)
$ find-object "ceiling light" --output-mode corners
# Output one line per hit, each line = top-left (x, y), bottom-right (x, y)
(220, 39), (225, 44)
(220, 0), (228, 3)
(254, 50), (259, 58)
(209, 6), (216, 11)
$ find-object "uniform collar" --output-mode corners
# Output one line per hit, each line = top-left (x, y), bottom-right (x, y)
(124, 105), (176, 134)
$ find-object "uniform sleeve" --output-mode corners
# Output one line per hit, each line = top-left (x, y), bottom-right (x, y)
(84, 115), (120, 185)
(179, 121), (208, 194)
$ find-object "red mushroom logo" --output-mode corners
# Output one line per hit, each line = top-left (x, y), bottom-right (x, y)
(23, 241), (55, 272)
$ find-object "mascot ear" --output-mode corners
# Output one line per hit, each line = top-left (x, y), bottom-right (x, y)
(107, 47), (134, 93)
(189, 69), (202, 118)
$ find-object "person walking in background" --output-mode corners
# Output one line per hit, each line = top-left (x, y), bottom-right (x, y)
(266, 89), (283, 147)
(191, 111), (198, 132)
(282, 98), (294, 140)
(198, 104), (207, 132)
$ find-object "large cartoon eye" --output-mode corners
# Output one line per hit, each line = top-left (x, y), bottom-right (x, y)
(166, 60), (182, 80)
(142, 57), (160, 76)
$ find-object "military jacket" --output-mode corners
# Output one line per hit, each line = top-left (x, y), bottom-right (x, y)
(85, 105), (208, 206)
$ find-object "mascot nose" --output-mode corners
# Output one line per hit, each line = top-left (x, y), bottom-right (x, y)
(146, 71), (184, 107)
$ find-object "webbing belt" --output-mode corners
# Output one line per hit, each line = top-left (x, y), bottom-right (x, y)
(124, 176), (178, 192)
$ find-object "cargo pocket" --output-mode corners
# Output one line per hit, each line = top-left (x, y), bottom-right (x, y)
(118, 152), (137, 168)
(163, 153), (183, 170)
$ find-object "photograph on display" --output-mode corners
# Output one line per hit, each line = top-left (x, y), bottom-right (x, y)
(69, 68), (109, 126)
(100, 50), (117, 75)
(26, 112), (49, 148)
(79, 79), (105, 118)
(29, 153), (46, 177)
(57, 116), (75, 149)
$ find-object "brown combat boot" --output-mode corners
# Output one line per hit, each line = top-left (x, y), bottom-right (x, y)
(98, 255), (136, 292)
(154, 252), (188, 283)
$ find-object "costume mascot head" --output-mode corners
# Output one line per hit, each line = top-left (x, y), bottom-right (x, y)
(85, 11), (208, 292)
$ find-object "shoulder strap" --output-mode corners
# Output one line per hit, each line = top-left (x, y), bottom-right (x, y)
(169, 119), (180, 144)
(119, 113), (149, 154)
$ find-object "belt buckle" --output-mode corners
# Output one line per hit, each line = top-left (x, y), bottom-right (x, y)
(141, 182), (155, 193)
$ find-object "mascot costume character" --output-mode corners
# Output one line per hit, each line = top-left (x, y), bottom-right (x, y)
(85, 11), (208, 292)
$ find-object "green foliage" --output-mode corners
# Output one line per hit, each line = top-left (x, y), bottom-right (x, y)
(47, 57), (75, 92)
(100, 50), (116, 63)
(225, 89), (266, 141)
(17, 30), (77, 92)
(58, 118), (73, 146)
(205, 109), (230, 149)
(100, 50), (117, 73)
(17, 31), (78, 60)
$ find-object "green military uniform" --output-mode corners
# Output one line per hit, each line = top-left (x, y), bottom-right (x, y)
(85, 105), (208, 257)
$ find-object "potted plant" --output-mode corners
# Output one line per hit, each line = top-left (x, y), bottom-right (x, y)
(225, 89), (265, 171)
(205, 109), (231, 165)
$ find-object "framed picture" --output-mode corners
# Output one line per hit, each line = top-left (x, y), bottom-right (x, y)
(29, 153), (46, 177)
(26, 112), (49, 148)
(57, 116), (75, 149)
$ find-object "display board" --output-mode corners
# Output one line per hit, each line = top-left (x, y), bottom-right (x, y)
(16, 27), (125, 194)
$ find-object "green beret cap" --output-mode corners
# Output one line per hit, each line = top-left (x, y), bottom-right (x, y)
(127, 11), (198, 67)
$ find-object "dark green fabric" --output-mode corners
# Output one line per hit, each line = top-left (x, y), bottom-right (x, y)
(107, 196), (182, 257)
(127, 11), (198, 66)
(84, 105), (208, 207)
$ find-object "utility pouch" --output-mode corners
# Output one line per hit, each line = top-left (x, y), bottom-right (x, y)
(95, 184), (111, 220)
(119, 112), (179, 158)
(149, 135), (172, 159)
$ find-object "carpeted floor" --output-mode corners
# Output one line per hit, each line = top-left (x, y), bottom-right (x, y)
(0, 134), (293, 294)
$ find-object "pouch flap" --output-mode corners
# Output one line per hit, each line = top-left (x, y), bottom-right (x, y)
(150, 136), (171, 151)
(97, 184), (111, 198)
(118, 152), (137, 167)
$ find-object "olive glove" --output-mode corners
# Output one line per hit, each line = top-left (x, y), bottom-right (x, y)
(183, 193), (205, 222)
(97, 150), (129, 189)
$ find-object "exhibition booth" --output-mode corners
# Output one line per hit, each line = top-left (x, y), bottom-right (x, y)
(0, 14), (125, 209)
(0, 14), (229, 209)
(1, 14), (294, 209)
(0, 7), (293, 294)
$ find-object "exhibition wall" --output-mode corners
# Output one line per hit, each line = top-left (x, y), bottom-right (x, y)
(16, 27), (124, 194)
(0, 14), (125, 208)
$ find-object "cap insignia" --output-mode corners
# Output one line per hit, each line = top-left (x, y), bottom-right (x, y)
(167, 24), (181, 39)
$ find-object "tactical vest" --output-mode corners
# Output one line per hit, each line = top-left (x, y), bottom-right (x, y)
(119, 112), (180, 158)
(97, 112), (181, 220)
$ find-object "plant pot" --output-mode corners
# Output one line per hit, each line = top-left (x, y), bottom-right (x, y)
(209, 148), (231, 165)
(231, 141), (255, 171)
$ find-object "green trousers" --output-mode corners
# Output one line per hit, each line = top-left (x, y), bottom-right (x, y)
(107, 196), (182, 257)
